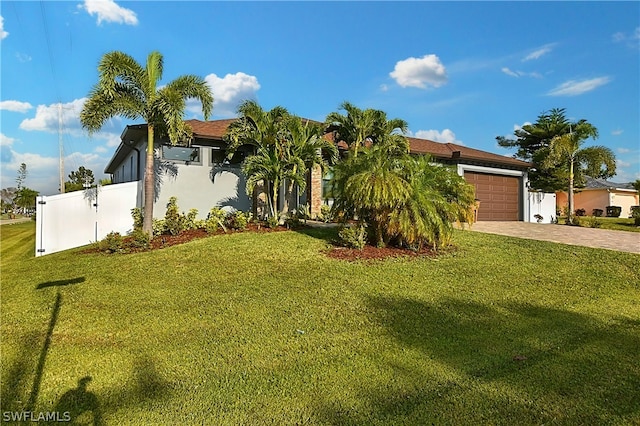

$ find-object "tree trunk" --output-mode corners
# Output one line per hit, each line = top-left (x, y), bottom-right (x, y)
(271, 178), (279, 219)
(142, 124), (155, 236)
(568, 159), (574, 225)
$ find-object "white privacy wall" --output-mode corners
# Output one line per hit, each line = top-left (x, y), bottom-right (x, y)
(528, 191), (557, 223)
(35, 181), (142, 257)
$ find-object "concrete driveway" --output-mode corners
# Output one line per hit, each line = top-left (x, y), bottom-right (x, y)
(468, 221), (640, 254)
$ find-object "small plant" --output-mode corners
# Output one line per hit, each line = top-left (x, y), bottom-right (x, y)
(266, 215), (279, 229)
(534, 214), (543, 223)
(631, 206), (640, 226)
(152, 218), (166, 236)
(570, 215), (581, 227)
(338, 224), (367, 250)
(184, 208), (200, 230)
(226, 210), (250, 230)
(128, 228), (151, 249)
(205, 207), (227, 233)
(592, 208), (603, 217)
(99, 231), (123, 253)
(164, 197), (185, 236)
(319, 204), (333, 223)
(583, 216), (602, 228)
(131, 207), (144, 230)
(575, 208), (586, 217)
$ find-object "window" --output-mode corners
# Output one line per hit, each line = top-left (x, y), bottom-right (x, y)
(161, 145), (201, 164)
(210, 147), (247, 167)
(322, 170), (334, 200)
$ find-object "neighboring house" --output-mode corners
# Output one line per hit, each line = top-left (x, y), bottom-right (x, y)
(556, 176), (639, 217)
(105, 119), (532, 221)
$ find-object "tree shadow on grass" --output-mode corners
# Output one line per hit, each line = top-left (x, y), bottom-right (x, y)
(316, 296), (640, 424)
(36, 277), (85, 290)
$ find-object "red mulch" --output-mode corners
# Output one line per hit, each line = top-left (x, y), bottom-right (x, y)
(84, 222), (449, 261)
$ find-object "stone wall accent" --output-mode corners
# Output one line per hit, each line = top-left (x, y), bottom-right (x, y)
(309, 165), (323, 218)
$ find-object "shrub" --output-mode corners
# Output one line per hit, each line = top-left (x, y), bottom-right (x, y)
(184, 209), (200, 230)
(534, 214), (543, 223)
(631, 206), (640, 226)
(583, 216), (602, 228)
(152, 219), (165, 236)
(99, 232), (123, 253)
(319, 204), (333, 223)
(226, 211), (250, 230)
(570, 215), (581, 226)
(606, 206), (622, 218)
(266, 215), (279, 229)
(338, 224), (367, 250)
(131, 207), (144, 230)
(592, 208), (603, 217)
(205, 207), (227, 233)
(575, 208), (586, 217)
(164, 197), (185, 235)
(128, 228), (151, 249)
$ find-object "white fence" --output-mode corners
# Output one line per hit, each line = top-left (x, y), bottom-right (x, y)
(35, 181), (142, 257)
(528, 191), (556, 223)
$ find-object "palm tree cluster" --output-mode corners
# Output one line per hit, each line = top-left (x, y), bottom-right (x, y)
(224, 100), (338, 220)
(327, 103), (475, 249)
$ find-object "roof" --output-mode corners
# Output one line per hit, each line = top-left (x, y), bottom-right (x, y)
(106, 118), (532, 173)
(583, 176), (636, 191)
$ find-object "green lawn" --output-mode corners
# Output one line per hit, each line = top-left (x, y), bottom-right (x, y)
(560, 216), (640, 232)
(2, 221), (639, 425)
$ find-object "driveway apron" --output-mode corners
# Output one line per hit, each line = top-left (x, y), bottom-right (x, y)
(467, 221), (640, 254)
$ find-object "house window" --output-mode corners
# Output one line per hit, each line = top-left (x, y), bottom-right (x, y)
(322, 170), (334, 201)
(210, 147), (247, 167)
(161, 145), (201, 164)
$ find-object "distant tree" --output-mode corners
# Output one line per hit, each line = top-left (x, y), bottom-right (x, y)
(543, 125), (615, 224)
(496, 108), (613, 191)
(13, 187), (39, 212)
(65, 166), (95, 192)
(80, 51), (213, 236)
(99, 177), (112, 186)
(16, 163), (27, 190)
(632, 179), (640, 194)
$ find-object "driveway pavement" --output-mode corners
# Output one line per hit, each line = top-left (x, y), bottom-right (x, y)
(467, 221), (640, 254)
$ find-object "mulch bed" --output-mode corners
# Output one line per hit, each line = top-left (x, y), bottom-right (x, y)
(84, 222), (449, 261)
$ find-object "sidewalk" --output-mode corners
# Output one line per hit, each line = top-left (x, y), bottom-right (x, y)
(0, 217), (32, 226)
(467, 221), (640, 254)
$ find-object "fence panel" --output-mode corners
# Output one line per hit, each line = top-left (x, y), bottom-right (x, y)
(528, 191), (556, 223)
(35, 181), (141, 256)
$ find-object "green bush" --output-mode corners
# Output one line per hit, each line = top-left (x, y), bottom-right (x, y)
(184, 208), (200, 230)
(164, 197), (185, 236)
(606, 206), (622, 218)
(206, 207), (227, 233)
(338, 224), (367, 250)
(583, 216), (602, 228)
(631, 206), (640, 226)
(227, 211), (250, 230)
(128, 228), (151, 249)
(99, 232), (123, 253)
(575, 208), (586, 217)
(319, 204), (333, 223)
(266, 215), (279, 229)
(131, 207), (144, 230)
(152, 219), (165, 236)
(592, 208), (604, 217)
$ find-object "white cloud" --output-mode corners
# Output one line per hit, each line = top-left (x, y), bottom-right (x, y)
(616, 159), (631, 168)
(407, 129), (463, 145)
(501, 68), (542, 78)
(523, 44), (554, 61)
(80, 0), (138, 25)
(20, 99), (87, 135)
(514, 122), (532, 132)
(379, 84), (389, 92)
(390, 54), (447, 89)
(611, 129), (624, 136)
(612, 27), (640, 48)
(0, 133), (15, 147)
(16, 53), (32, 63)
(0, 15), (8, 40)
(617, 147), (631, 153)
(546, 77), (611, 96)
(199, 72), (261, 117)
(0, 100), (33, 113)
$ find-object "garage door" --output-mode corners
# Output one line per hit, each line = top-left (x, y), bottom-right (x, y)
(464, 172), (520, 221)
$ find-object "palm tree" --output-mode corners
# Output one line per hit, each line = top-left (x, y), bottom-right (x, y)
(80, 51), (213, 235)
(543, 121), (615, 224)
(225, 100), (291, 218)
(282, 117), (338, 215)
(325, 102), (408, 157)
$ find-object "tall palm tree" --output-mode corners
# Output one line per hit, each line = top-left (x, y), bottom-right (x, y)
(325, 102), (408, 157)
(80, 51), (213, 235)
(544, 121), (615, 223)
(282, 117), (338, 214)
(225, 100), (291, 218)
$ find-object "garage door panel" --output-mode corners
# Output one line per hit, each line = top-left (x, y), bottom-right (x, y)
(464, 171), (520, 221)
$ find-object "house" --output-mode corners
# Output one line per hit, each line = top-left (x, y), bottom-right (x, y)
(105, 119), (532, 221)
(555, 176), (639, 217)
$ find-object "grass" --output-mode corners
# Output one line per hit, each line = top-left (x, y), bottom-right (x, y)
(561, 216), (640, 232)
(2, 221), (639, 425)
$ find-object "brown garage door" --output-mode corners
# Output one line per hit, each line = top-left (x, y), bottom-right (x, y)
(464, 172), (520, 221)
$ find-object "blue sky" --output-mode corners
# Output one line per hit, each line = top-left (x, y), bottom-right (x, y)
(1, 1), (638, 195)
